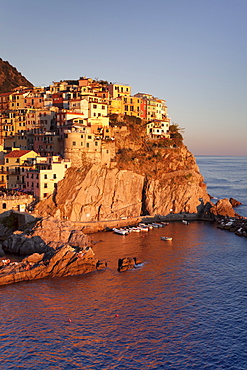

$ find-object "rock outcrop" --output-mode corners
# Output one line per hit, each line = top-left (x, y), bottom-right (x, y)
(117, 257), (143, 272)
(0, 244), (106, 286)
(35, 146), (212, 222)
(229, 198), (242, 207)
(210, 198), (239, 218)
(0, 215), (107, 285)
(2, 216), (91, 255)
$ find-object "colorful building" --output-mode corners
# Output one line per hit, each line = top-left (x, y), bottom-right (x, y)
(4, 149), (38, 189)
(25, 156), (71, 200)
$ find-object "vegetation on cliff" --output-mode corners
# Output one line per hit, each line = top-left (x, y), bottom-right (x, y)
(0, 58), (33, 93)
(35, 120), (210, 221)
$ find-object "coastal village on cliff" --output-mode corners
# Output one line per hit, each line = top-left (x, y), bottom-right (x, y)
(0, 68), (246, 285)
(0, 77), (171, 202)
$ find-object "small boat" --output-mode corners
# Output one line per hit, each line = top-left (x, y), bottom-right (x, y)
(113, 228), (129, 235)
(139, 226), (149, 232)
(152, 223), (163, 228)
(138, 224), (149, 231)
(155, 223), (164, 227)
(130, 227), (141, 232)
(161, 236), (173, 241)
(182, 220), (189, 225)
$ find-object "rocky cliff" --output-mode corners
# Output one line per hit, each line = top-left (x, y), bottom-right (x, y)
(0, 58), (33, 93)
(35, 145), (211, 222)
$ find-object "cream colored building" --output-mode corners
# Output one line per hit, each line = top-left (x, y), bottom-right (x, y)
(63, 125), (111, 166)
(107, 83), (131, 99)
(69, 98), (89, 117)
(146, 120), (170, 138)
(88, 97), (108, 118)
(25, 156), (71, 200)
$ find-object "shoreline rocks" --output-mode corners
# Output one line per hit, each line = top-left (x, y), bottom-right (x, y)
(216, 216), (247, 237)
(0, 244), (107, 286)
(117, 257), (143, 272)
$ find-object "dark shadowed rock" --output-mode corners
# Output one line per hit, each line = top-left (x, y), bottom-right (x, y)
(3, 233), (50, 255)
(0, 245), (4, 257)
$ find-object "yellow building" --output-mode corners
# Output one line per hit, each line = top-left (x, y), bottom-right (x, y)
(4, 149), (38, 189)
(120, 96), (141, 117)
(108, 98), (122, 115)
(9, 91), (29, 110)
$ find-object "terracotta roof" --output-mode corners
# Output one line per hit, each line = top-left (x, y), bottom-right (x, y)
(5, 150), (34, 158)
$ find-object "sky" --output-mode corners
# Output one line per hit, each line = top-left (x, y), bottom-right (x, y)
(1, 0), (246, 155)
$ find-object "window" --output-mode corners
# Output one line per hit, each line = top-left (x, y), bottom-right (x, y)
(81, 135), (84, 138)
(44, 174), (47, 179)
(86, 143), (89, 148)
(125, 105), (128, 111)
(16, 158), (20, 163)
(6, 158), (8, 163)
(72, 141), (76, 146)
(43, 193), (47, 198)
(88, 135), (92, 139)
(102, 105), (105, 110)
(95, 141), (98, 146)
(53, 174), (57, 179)
(93, 104), (97, 109)
(44, 183), (48, 188)
(2, 203), (6, 209)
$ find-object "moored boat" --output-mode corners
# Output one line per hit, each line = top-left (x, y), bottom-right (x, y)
(113, 228), (129, 235)
(161, 236), (173, 241)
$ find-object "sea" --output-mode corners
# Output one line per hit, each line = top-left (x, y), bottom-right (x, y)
(0, 156), (246, 369)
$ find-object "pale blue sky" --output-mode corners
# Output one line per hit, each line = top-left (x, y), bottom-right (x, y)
(1, 0), (246, 155)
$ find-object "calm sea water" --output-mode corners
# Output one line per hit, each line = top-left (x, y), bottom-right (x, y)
(0, 157), (246, 369)
(196, 156), (247, 217)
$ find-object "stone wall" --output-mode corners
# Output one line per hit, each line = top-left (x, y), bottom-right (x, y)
(0, 195), (34, 213)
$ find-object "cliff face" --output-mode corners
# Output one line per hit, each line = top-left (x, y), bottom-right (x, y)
(0, 59), (33, 93)
(35, 146), (211, 221)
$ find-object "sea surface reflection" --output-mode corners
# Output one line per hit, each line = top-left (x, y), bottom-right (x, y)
(0, 221), (247, 369)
